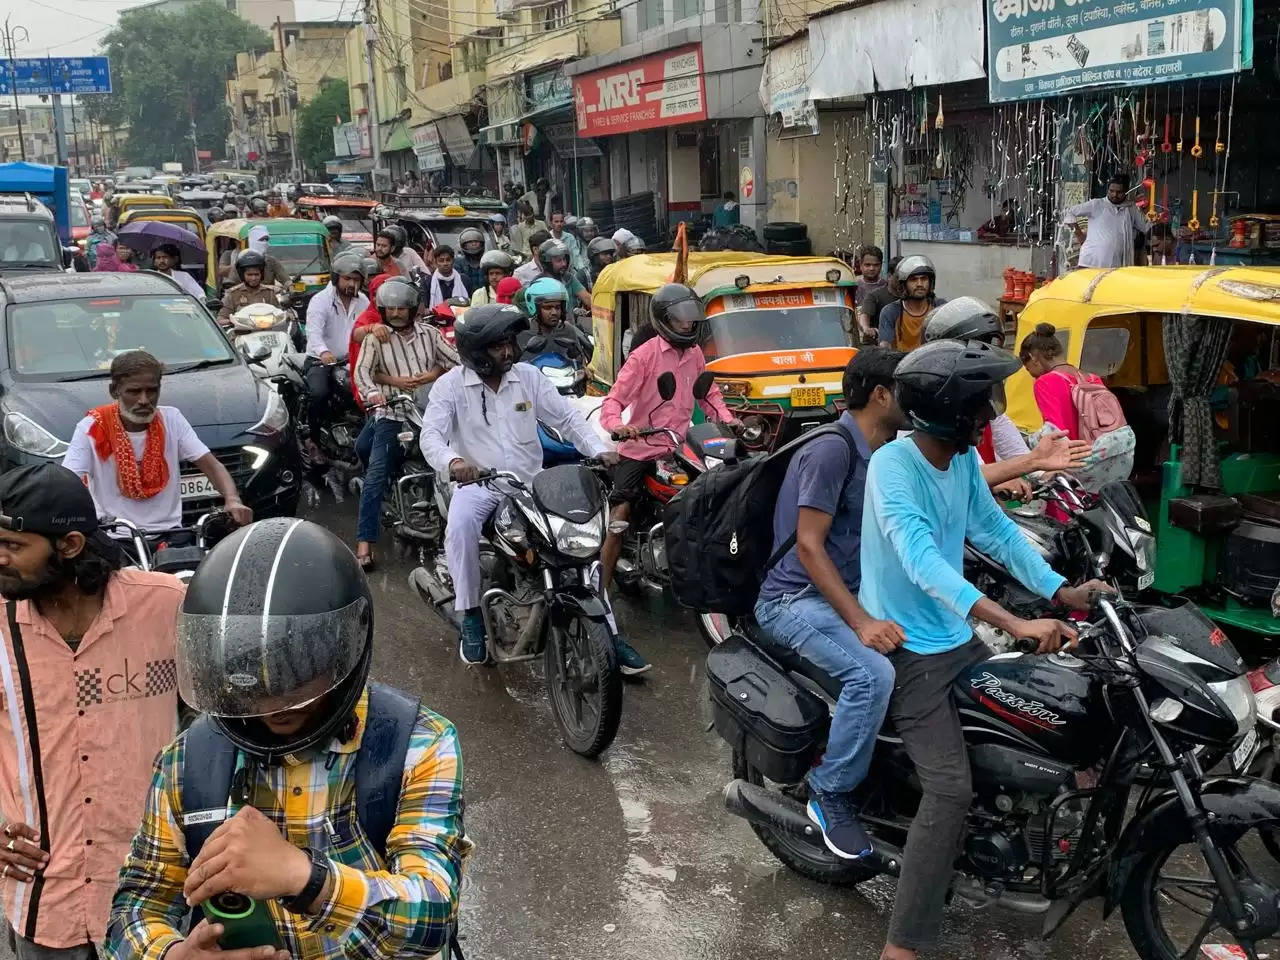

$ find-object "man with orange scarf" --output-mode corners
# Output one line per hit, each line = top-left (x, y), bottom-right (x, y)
(61, 351), (253, 534)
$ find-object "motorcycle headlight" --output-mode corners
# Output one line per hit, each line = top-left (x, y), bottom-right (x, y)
(550, 512), (604, 558)
(1208, 675), (1257, 739)
(247, 388), (290, 438)
(3, 412), (68, 457)
(1128, 529), (1155, 572)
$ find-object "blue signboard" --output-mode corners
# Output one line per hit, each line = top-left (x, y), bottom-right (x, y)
(987, 0), (1249, 103)
(0, 57), (112, 96)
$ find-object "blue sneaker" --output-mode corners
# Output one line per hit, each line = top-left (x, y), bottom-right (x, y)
(806, 788), (872, 860)
(614, 634), (651, 677)
(459, 612), (489, 666)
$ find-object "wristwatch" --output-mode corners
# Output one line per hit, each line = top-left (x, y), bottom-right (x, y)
(279, 846), (329, 914)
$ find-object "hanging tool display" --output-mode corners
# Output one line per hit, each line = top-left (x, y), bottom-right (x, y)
(935, 94), (944, 130)
(1161, 114), (1173, 153)
(1144, 178), (1158, 221)
(1160, 182), (1170, 223)
(1188, 189), (1200, 231)
(1191, 115), (1203, 157)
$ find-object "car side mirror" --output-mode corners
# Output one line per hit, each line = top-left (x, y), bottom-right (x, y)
(657, 371), (677, 401)
(62, 246), (78, 268)
(692, 370), (715, 400)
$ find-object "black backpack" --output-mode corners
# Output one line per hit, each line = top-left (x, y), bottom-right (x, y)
(664, 424), (857, 616)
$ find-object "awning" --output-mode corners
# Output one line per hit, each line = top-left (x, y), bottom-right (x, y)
(478, 121), (521, 146)
(436, 114), (476, 168)
(380, 121), (413, 154)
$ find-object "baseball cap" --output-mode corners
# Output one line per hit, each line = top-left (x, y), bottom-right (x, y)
(0, 464), (99, 537)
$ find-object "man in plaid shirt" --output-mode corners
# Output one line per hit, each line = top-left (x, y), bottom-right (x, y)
(106, 519), (467, 960)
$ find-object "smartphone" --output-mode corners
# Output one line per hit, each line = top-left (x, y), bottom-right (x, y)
(206, 891), (283, 949)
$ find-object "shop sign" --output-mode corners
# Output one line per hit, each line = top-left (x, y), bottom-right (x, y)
(487, 76), (524, 125)
(987, 0), (1250, 103)
(357, 116), (372, 157)
(332, 121), (361, 158)
(436, 114), (477, 167)
(411, 122), (445, 172)
(760, 36), (818, 136)
(739, 166), (754, 200)
(572, 44), (707, 137)
(529, 69), (572, 110)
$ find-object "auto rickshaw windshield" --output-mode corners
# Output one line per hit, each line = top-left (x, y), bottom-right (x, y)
(705, 304), (849, 357)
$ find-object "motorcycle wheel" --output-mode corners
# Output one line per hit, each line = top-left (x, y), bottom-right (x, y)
(731, 749), (879, 886)
(1121, 828), (1280, 959)
(544, 614), (622, 759)
(698, 612), (733, 649)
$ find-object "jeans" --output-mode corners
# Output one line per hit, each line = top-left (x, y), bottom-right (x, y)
(754, 586), (894, 794)
(9, 928), (96, 960)
(885, 637), (989, 951)
(356, 418), (406, 544)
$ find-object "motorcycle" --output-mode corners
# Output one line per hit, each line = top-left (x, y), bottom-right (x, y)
(103, 510), (239, 581)
(428, 297), (467, 348)
(227, 301), (304, 384)
(711, 592), (1276, 959)
(366, 392), (444, 553)
(408, 462), (624, 759)
(275, 356), (365, 500)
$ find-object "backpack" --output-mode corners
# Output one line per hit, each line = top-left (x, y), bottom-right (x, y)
(664, 424), (858, 616)
(1061, 369), (1127, 443)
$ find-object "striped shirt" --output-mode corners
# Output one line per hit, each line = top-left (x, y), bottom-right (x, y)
(355, 320), (459, 421)
(105, 686), (469, 960)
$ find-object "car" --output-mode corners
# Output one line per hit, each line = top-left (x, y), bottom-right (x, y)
(0, 196), (65, 275)
(375, 197), (505, 260)
(0, 271), (302, 525)
(69, 194), (92, 251)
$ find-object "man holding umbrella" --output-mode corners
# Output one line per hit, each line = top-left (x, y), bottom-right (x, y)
(151, 243), (204, 298)
(115, 222), (207, 299)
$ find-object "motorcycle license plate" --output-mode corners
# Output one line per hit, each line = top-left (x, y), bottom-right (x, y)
(790, 386), (826, 408)
(179, 474), (218, 500)
(1231, 728), (1259, 773)
(1137, 571), (1154, 590)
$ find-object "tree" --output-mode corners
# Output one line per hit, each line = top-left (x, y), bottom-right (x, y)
(85, 1), (270, 167)
(296, 78), (350, 174)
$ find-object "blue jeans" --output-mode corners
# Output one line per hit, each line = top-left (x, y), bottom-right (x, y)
(754, 586), (894, 794)
(356, 418), (406, 544)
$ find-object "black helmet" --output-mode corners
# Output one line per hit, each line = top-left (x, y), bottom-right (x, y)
(479, 249), (514, 274)
(250, 197), (268, 215)
(207, 206), (225, 223)
(538, 237), (570, 273)
(234, 249), (266, 281)
(459, 226), (485, 254)
(455, 303), (528, 377)
(385, 224), (408, 254)
(376, 277), (419, 325)
(176, 518), (373, 760)
(895, 254), (936, 284)
(894, 339), (1022, 449)
(923, 296), (1002, 345)
(331, 251), (365, 283)
(587, 236), (615, 261)
(650, 283), (706, 348)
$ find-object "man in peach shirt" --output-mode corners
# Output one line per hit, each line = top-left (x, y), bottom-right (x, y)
(0, 464), (183, 959)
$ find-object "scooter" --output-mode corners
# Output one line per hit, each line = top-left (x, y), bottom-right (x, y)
(228, 301), (304, 385)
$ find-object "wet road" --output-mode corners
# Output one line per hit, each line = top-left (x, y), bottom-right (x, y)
(326, 499), (1152, 960)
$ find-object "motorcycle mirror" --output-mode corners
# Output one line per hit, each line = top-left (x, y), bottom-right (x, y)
(692, 370), (715, 400)
(526, 334), (548, 353)
(205, 298), (223, 312)
(657, 371), (677, 401)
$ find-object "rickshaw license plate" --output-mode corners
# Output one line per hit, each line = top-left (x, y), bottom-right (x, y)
(790, 386), (826, 408)
(1232, 728), (1258, 773)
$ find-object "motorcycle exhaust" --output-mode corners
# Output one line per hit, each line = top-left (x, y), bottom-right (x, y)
(409, 566), (454, 607)
(480, 588), (544, 662)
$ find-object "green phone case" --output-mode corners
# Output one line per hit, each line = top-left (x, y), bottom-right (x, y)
(206, 892), (283, 949)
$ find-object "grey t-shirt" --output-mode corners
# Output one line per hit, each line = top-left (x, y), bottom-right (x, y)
(757, 414), (869, 602)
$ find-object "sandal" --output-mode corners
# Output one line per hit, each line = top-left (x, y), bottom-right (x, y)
(356, 546), (376, 571)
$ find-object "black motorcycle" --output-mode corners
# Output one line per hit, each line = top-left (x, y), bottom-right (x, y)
(409, 463), (624, 759)
(276, 356), (365, 499)
(710, 592), (1280, 959)
(358, 392), (443, 556)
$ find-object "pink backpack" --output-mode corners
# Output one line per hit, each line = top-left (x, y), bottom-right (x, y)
(1061, 370), (1127, 443)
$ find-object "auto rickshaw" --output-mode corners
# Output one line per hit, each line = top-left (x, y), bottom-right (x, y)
(204, 218), (331, 305)
(295, 195), (377, 248)
(589, 252), (857, 450)
(1006, 264), (1280, 635)
(112, 192), (175, 221)
(115, 205), (208, 286)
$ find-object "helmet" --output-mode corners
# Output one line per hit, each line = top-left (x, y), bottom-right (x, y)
(331, 251), (366, 282)
(250, 197), (268, 215)
(479, 249), (515, 274)
(385, 224), (408, 254)
(234, 249), (267, 281)
(360, 256), (380, 279)
(650, 283), (706, 348)
(525, 276), (568, 318)
(458, 227), (485, 254)
(577, 216), (598, 240)
(455, 303), (529, 377)
(624, 236), (645, 254)
(322, 215), (343, 230)
(488, 212), (507, 226)
(207, 206), (224, 223)
(563, 214), (579, 228)
(923, 296), (1002, 345)
(376, 277), (419, 325)
(538, 237), (571, 272)
(587, 236), (615, 261)
(176, 518), (373, 760)
(895, 254), (936, 284)
(894, 339), (1022, 448)
(91, 214), (105, 228)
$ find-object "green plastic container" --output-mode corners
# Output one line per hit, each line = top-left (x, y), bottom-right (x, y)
(206, 892), (282, 949)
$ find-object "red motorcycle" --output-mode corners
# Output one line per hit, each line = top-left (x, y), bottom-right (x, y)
(428, 296), (468, 347)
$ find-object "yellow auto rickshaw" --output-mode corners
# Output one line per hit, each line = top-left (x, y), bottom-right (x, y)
(204, 217), (331, 305)
(1006, 264), (1280, 635)
(111, 192), (175, 223)
(118, 205), (206, 242)
(589, 252), (858, 450)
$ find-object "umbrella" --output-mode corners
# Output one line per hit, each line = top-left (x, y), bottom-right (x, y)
(116, 221), (206, 260)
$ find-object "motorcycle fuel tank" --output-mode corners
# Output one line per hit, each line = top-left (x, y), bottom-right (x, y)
(955, 654), (1107, 768)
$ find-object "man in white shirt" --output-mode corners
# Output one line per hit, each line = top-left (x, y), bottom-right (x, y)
(420, 303), (617, 665)
(426, 244), (470, 308)
(150, 243), (204, 299)
(62, 350), (252, 533)
(1063, 173), (1152, 268)
(304, 252), (369, 423)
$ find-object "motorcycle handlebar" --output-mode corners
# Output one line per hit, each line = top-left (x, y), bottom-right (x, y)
(455, 468), (522, 488)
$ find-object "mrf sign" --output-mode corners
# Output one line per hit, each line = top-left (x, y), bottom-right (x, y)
(572, 44), (707, 137)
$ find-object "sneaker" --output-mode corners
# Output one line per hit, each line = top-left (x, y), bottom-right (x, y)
(459, 612), (489, 666)
(614, 634), (652, 677)
(806, 788), (872, 860)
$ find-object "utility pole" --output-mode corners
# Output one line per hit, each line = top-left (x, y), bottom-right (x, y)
(276, 17), (300, 179)
(186, 85), (199, 172)
(2, 17), (29, 161)
(69, 96), (81, 176)
(363, 0), (382, 177)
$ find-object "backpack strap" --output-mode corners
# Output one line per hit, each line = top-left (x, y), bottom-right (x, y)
(763, 423), (861, 571)
(180, 716), (238, 861)
(356, 682), (421, 858)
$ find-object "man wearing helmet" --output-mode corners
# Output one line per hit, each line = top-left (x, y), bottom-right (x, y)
(860, 340), (1109, 960)
(470, 249), (516, 307)
(216, 249), (282, 325)
(323, 214), (350, 254)
(420, 304), (617, 665)
(107, 519), (468, 960)
(205, 205), (225, 225)
(353, 279), (458, 568)
(455, 227), (487, 293)
(576, 216), (599, 244)
(519, 277), (593, 363)
(598, 284), (741, 674)
(586, 236), (615, 286)
(877, 255), (944, 351)
(519, 238), (591, 313)
(549, 212), (587, 280)
(385, 224), (428, 276)
(249, 197), (269, 219)
(304, 253), (369, 423)
(489, 212), (512, 252)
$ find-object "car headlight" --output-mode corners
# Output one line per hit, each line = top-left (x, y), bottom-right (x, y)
(3, 412), (68, 457)
(1209, 675), (1257, 739)
(550, 513), (604, 558)
(247, 388), (289, 438)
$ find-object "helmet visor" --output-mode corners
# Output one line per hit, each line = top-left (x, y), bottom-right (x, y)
(177, 598), (368, 718)
(665, 297), (705, 329)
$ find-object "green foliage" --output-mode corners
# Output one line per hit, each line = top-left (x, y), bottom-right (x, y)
(85, 1), (271, 166)
(296, 78), (350, 174)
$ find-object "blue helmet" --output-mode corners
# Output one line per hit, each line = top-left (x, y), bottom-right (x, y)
(525, 276), (568, 318)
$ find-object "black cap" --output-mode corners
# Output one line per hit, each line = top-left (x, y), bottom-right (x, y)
(0, 464), (98, 537)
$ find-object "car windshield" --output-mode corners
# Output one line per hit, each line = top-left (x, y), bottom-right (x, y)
(302, 183), (333, 195)
(704, 304), (851, 358)
(7, 294), (237, 380)
(0, 220), (59, 267)
(339, 216), (372, 236)
(70, 201), (90, 229)
(267, 238), (331, 274)
(426, 219), (493, 253)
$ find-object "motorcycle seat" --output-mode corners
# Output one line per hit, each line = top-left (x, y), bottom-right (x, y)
(742, 618), (844, 701)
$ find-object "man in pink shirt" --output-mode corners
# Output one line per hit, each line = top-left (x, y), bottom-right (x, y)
(600, 284), (740, 674)
(0, 464), (183, 959)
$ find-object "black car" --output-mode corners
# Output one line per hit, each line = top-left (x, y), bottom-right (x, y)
(0, 271), (302, 524)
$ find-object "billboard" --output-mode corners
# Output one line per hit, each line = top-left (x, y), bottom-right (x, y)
(572, 44), (706, 138)
(0, 57), (112, 96)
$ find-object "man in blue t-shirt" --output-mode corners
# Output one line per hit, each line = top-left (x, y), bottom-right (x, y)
(755, 347), (909, 860)
(859, 339), (1110, 960)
